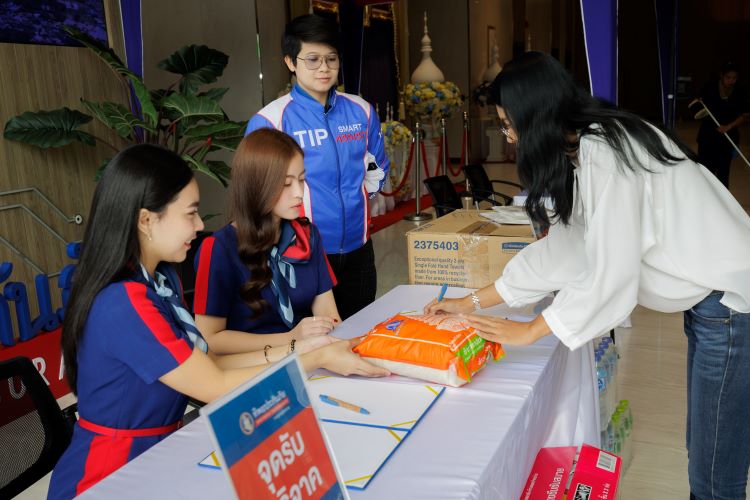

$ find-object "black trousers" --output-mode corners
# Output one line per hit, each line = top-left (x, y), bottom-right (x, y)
(327, 239), (377, 320)
(698, 140), (733, 188)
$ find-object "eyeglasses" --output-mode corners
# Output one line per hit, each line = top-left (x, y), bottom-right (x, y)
(297, 54), (340, 70)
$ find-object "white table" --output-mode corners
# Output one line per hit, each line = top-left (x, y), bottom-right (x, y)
(81, 285), (598, 500)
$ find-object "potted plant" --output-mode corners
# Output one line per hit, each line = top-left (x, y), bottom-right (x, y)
(3, 27), (246, 186)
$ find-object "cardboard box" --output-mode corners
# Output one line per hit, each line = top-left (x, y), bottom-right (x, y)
(520, 444), (622, 500)
(406, 210), (536, 289)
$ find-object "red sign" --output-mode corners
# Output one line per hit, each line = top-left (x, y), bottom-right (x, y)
(520, 445), (622, 500)
(0, 327), (71, 400)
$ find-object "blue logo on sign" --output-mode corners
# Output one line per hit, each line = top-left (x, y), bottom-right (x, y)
(501, 242), (529, 252)
(239, 412), (255, 435)
(385, 320), (403, 331)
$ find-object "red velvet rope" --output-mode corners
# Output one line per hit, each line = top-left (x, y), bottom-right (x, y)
(378, 122), (469, 198)
(443, 134), (464, 177)
(419, 141), (434, 178)
(379, 141), (415, 197)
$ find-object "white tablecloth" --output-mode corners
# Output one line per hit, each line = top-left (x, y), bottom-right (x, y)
(80, 285), (598, 500)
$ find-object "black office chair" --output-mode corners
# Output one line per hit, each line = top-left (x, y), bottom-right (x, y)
(0, 357), (73, 498)
(463, 164), (524, 207)
(423, 175), (463, 217)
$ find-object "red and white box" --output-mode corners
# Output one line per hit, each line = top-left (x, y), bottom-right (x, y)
(520, 444), (621, 500)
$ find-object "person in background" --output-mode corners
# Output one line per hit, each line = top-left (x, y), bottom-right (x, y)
(48, 145), (387, 499)
(245, 14), (389, 319)
(696, 61), (749, 188)
(193, 129), (340, 362)
(426, 52), (750, 500)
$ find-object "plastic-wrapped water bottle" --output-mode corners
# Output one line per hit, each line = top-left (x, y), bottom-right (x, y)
(601, 338), (617, 379)
(613, 400), (634, 471)
(595, 349), (612, 429)
(618, 400), (633, 436)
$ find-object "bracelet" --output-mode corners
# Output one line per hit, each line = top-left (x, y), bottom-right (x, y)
(289, 338), (296, 354)
(470, 292), (481, 311)
(263, 344), (272, 364)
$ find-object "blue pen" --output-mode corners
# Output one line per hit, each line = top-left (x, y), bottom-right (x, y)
(437, 284), (449, 302)
(319, 394), (370, 415)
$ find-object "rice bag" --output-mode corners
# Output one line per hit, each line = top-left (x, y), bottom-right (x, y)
(353, 313), (504, 387)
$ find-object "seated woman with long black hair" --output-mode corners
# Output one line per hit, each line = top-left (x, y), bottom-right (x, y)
(193, 129), (344, 363)
(48, 144), (387, 499)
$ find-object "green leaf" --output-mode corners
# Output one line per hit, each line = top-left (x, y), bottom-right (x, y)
(64, 26), (130, 76)
(150, 89), (179, 109)
(196, 120), (247, 152)
(64, 26), (157, 128)
(81, 100), (154, 139)
(208, 127), (246, 152)
(162, 94), (223, 122)
(4, 108), (96, 148)
(158, 45), (229, 94)
(129, 78), (158, 127)
(198, 87), (229, 102)
(183, 120), (245, 139)
(182, 155), (230, 187)
(150, 89), (170, 106)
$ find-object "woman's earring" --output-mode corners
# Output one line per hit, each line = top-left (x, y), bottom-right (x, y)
(148, 233), (153, 242)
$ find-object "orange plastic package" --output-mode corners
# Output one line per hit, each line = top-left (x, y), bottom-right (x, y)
(353, 314), (505, 387)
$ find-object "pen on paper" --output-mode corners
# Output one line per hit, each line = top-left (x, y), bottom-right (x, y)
(319, 394), (370, 415)
(437, 284), (448, 302)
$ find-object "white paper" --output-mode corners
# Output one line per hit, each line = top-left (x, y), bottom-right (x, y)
(308, 376), (443, 430)
(307, 376), (444, 489)
(320, 422), (407, 489)
(481, 206), (532, 225)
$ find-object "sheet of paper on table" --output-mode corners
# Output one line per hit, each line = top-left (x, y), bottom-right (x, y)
(308, 376), (444, 489)
(199, 376), (445, 491)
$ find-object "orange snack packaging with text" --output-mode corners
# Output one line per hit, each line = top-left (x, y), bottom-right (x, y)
(353, 314), (504, 387)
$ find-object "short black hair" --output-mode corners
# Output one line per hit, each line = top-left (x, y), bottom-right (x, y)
(282, 14), (339, 63)
(721, 61), (739, 75)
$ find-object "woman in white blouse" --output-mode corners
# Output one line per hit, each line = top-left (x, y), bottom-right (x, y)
(426, 52), (750, 500)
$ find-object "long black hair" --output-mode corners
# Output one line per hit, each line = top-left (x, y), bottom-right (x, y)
(61, 144), (194, 392)
(490, 51), (697, 226)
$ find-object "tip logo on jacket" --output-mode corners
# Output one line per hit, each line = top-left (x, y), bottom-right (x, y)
(292, 128), (328, 148)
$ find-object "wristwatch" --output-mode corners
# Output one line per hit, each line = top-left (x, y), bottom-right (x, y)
(470, 292), (481, 311)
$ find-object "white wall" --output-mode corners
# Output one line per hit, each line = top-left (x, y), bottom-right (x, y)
(406, 0), (470, 161)
(141, 0), (262, 230)
(256, 0), (293, 106)
(468, 0), (515, 159)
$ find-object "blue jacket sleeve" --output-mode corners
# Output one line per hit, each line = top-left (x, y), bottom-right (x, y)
(245, 113), (275, 136)
(367, 105), (390, 192)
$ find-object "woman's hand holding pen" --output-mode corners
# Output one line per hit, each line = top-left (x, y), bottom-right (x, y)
(423, 296), (474, 315)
